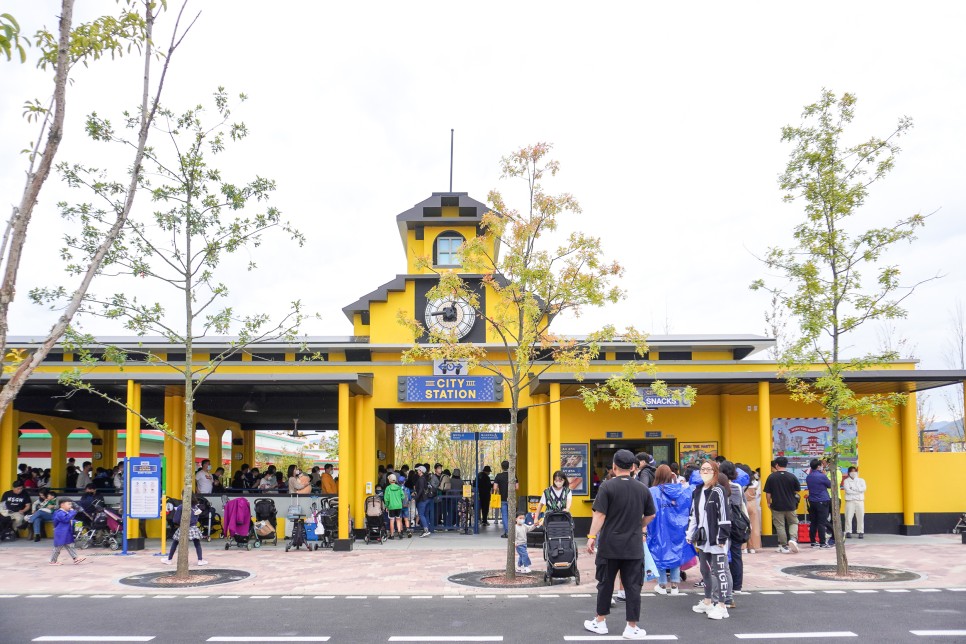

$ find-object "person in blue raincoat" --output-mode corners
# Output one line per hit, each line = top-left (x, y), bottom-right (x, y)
(647, 464), (695, 595)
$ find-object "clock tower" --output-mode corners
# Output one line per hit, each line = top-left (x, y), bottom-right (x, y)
(342, 192), (499, 344)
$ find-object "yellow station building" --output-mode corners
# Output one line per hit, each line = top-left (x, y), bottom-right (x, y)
(3, 190), (965, 547)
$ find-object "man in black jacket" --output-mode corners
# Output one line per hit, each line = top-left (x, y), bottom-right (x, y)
(635, 453), (656, 488)
(477, 465), (492, 526)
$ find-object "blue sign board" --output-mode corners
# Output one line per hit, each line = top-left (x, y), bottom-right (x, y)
(400, 376), (502, 403)
(634, 387), (691, 408)
(451, 431), (477, 441)
(645, 431), (662, 438)
(560, 444), (589, 496)
(606, 431), (623, 439)
(478, 432), (504, 441)
(126, 456), (162, 519)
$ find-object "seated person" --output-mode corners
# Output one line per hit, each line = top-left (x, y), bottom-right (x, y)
(76, 484), (104, 527)
(1, 481), (32, 531)
(26, 489), (57, 541)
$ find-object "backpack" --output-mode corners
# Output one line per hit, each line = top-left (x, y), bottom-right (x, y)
(424, 479), (437, 500)
(729, 499), (751, 544)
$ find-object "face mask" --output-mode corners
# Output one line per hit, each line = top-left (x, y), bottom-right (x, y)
(700, 472), (714, 484)
(754, 473), (760, 480)
(516, 518), (525, 525)
(849, 472), (857, 479)
(553, 480), (564, 488)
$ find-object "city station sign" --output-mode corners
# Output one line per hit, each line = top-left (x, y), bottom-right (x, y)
(399, 375), (504, 403)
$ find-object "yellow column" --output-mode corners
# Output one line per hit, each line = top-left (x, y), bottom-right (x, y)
(354, 394), (366, 529)
(102, 429), (118, 470)
(387, 424), (396, 466)
(50, 427), (69, 488)
(363, 397), (376, 492)
(337, 383), (352, 541)
(208, 427), (225, 472)
(719, 394), (730, 459)
(242, 430), (256, 469)
(549, 384), (561, 486)
(124, 380), (142, 541)
(0, 409), (17, 488)
(757, 381), (772, 536)
(900, 391), (918, 531)
(164, 390), (187, 498)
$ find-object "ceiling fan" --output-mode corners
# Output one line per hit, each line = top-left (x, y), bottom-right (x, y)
(288, 417), (319, 439)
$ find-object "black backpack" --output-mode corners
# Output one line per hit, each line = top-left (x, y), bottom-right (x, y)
(729, 500), (751, 544)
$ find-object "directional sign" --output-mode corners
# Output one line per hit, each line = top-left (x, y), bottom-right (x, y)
(478, 432), (504, 441)
(606, 431), (623, 439)
(451, 431), (477, 441)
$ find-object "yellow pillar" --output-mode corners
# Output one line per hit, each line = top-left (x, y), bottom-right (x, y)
(50, 427), (69, 488)
(102, 429), (118, 470)
(242, 430), (256, 469)
(208, 427), (225, 471)
(719, 394), (730, 459)
(337, 383), (352, 541)
(900, 391), (918, 531)
(0, 409), (17, 488)
(386, 424), (396, 466)
(549, 384), (561, 487)
(164, 390), (187, 497)
(354, 394), (366, 529)
(757, 381), (772, 536)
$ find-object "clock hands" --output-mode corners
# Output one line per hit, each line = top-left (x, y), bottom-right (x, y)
(429, 302), (458, 323)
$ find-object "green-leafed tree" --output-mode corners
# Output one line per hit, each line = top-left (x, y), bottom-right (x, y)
(41, 89), (307, 578)
(751, 89), (936, 576)
(401, 143), (688, 579)
(1, 1), (197, 421)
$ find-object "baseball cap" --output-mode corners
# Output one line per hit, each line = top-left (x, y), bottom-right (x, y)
(613, 449), (637, 470)
(416, 465), (427, 473)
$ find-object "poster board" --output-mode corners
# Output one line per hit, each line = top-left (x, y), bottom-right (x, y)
(772, 417), (858, 484)
(127, 456), (162, 519)
(560, 444), (588, 495)
(678, 442), (718, 469)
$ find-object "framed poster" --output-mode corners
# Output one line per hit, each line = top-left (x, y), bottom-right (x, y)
(560, 444), (589, 496)
(678, 442), (718, 469)
(772, 417), (858, 484)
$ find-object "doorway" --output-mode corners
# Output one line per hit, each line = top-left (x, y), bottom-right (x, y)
(589, 438), (676, 498)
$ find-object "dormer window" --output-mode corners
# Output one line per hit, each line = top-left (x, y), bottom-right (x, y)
(434, 232), (464, 267)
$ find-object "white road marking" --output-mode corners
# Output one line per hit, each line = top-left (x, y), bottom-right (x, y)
(948, 588), (966, 591)
(219, 595), (240, 599)
(0, 594), (19, 598)
(475, 595), (496, 598)
(735, 633), (857, 639)
(313, 596), (334, 599)
(249, 595), (272, 599)
(822, 591), (846, 594)
(186, 595), (209, 599)
(539, 594), (560, 598)
(281, 595), (303, 599)
(58, 595), (83, 598)
(790, 590), (815, 594)
(564, 637), (677, 641)
(207, 638), (331, 642)
(759, 591), (783, 595)
(573, 593), (592, 598)
(915, 588), (941, 592)
(885, 589), (910, 593)
(378, 595), (402, 599)
(388, 638), (502, 642)
(32, 638), (155, 642)
(122, 595), (146, 599)
(27, 594), (52, 598)
(442, 595), (464, 599)
(852, 590), (878, 593)
(90, 594), (115, 599)
(412, 595), (433, 599)
(506, 594), (528, 598)
(345, 595), (368, 599)
(910, 631), (966, 637)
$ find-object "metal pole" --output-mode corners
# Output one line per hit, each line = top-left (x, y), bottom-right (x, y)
(473, 433), (480, 535)
(449, 129), (454, 192)
(120, 458), (128, 555)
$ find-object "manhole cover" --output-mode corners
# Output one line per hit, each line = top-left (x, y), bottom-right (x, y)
(781, 565), (921, 583)
(119, 568), (253, 588)
(448, 569), (557, 588)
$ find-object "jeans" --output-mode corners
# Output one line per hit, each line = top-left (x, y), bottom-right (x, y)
(595, 558), (643, 622)
(516, 543), (531, 568)
(728, 539), (743, 592)
(500, 501), (509, 535)
(27, 512), (52, 535)
(416, 500), (434, 533)
(699, 551), (731, 604)
(772, 509), (799, 546)
(809, 501), (831, 544)
(658, 566), (681, 585)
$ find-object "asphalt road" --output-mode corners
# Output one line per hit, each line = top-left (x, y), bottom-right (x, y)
(2, 590), (965, 643)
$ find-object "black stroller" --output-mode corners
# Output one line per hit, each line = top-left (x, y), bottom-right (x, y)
(542, 511), (579, 585)
(0, 514), (18, 541)
(223, 496), (261, 551)
(363, 495), (387, 544)
(314, 497), (339, 550)
(197, 496), (222, 541)
(253, 498), (278, 547)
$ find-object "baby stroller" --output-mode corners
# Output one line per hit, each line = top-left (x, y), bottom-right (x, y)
(542, 511), (579, 585)
(364, 495), (388, 544)
(0, 514), (18, 541)
(315, 497), (339, 550)
(253, 498), (278, 547)
(76, 500), (123, 551)
(197, 496), (222, 541)
(223, 496), (260, 551)
(953, 513), (966, 534)
(285, 496), (312, 552)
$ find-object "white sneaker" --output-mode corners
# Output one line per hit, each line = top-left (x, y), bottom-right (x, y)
(522, 567), (532, 573)
(653, 584), (667, 595)
(692, 600), (713, 614)
(622, 624), (647, 640)
(777, 545), (790, 554)
(584, 618), (608, 635)
(669, 586), (680, 596)
(197, 559), (209, 566)
(616, 590), (626, 599)
(611, 597), (617, 606)
(162, 559), (172, 565)
(788, 540), (799, 553)
(707, 603), (730, 620)
(420, 531), (431, 538)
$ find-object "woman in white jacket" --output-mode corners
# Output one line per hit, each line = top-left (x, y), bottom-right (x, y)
(843, 466), (866, 538)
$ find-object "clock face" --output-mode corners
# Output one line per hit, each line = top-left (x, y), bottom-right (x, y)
(425, 297), (476, 339)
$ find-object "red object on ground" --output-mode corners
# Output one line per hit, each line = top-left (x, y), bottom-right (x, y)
(798, 521), (812, 543)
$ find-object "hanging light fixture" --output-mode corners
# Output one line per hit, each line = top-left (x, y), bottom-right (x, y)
(242, 392), (258, 413)
(53, 399), (72, 413)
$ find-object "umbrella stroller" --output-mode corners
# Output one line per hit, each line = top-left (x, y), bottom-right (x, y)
(285, 496), (312, 552)
(542, 511), (579, 585)
(363, 495), (388, 544)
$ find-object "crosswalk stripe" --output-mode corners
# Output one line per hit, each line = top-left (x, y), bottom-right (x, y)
(0, 594), (19, 598)
(564, 637), (677, 641)
(27, 594), (52, 598)
(735, 632), (857, 639)
(915, 588), (941, 592)
(885, 589), (910, 593)
(910, 631), (966, 637)
(32, 638), (155, 642)
(852, 590), (878, 593)
(822, 591), (846, 594)
(207, 638), (331, 642)
(388, 638), (502, 642)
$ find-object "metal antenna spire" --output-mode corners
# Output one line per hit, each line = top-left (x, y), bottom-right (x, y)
(449, 129), (454, 192)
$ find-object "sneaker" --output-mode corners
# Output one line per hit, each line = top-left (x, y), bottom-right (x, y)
(72, 557), (86, 565)
(669, 586), (680, 596)
(725, 599), (736, 609)
(616, 590), (626, 600)
(694, 579), (705, 588)
(652, 584), (667, 595)
(777, 545), (790, 554)
(501, 533), (508, 538)
(420, 530), (431, 538)
(707, 603), (730, 620)
(858, 534), (864, 539)
(819, 543), (832, 549)
(48, 561), (63, 566)
(611, 597), (617, 607)
(584, 618), (608, 635)
(810, 542), (820, 548)
(846, 532), (852, 539)
(33, 534), (41, 543)
(692, 600), (713, 614)
(516, 566), (525, 573)
(622, 624), (647, 640)
(615, 594), (626, 603)
(788, 540), (799, 553)
(522, 567), (532, 574)
(163, 559), (172, 565)
(748, 548), (756, 554)
(197, 559), (210, 566)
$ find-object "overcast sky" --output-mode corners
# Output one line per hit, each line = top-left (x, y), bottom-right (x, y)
(3, 2), (965, 417)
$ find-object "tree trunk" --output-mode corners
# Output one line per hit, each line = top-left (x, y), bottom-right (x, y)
(830, 410), (849, 576)
(505, 405), (518, 579)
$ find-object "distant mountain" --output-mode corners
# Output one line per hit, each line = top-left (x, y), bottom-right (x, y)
(928, 419), (963, 433)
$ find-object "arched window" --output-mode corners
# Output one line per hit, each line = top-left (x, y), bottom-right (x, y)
(434, 232), (464, 267)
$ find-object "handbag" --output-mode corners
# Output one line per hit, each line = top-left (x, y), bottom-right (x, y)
(286, 503), (305, 519)
(643, 539), (658, 582)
